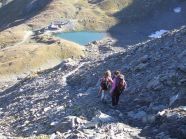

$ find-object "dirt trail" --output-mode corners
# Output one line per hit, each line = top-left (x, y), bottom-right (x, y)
(13, 31), (33, 47)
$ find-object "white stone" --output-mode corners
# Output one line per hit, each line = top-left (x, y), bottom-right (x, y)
(54, 89), (60, 93)
(179, 106), (186, 111)
(25, 120), (29, 124)
(158, 110), (166, 116)
(33, 130), (37, 134)
(92, 111), (115, 123)
(19, 88), (24, 92)
(4, 84), (8, 87)
(50, 133), (57, 139)
(174, 7), (182, 13)
(149, 30), (168, 38)
(56, 106), (65, 111)
(50, 121), (59, 126)
(44, 107), (51, 112)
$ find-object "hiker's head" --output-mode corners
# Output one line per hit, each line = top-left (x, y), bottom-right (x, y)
(119, 74), (125, 79)
(104, 70), (111, 77)
(114, 70), (120, 77)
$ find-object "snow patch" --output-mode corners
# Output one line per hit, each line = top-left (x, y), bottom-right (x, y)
(149, 30), (168, 38)
(174, 7), (182, 13)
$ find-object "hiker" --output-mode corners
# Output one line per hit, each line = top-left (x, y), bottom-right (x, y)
(110, 71), (127, 106)
(98, 70), (113, 102)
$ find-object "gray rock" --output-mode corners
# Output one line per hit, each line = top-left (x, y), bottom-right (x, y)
(138, 55), (150, 63)
(128, 111), (147, 120)
(155, 132), (169, 139)
(134, 63), (148, 71)
(83, 121), (98, 129)
(178, 79), (186, 85)
(91, 111), (116, 123)
(147, 78), (162, 91)
(179, 106), (186, 111)
(177, 64), (186, 73)
(49, 116), (87, 133)
(142, 115), (156, 124)
(178, 50), (186, 59)
(150, 104), (166, 112)
(169, 94), (179, 106)
(133, 98), (152, 106)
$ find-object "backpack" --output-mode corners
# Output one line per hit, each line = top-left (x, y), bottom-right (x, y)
(115, 75), (127, 93)
(101, 78), (109, 90)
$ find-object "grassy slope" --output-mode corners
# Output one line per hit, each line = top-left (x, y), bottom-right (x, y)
(0, 25), (28, 48)
(19, 0), (134, 31)
(0, 39), (84, 79)
(0, 0), (178, 79)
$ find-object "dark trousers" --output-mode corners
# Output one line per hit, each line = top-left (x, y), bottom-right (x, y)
(112, 91), (120, 106)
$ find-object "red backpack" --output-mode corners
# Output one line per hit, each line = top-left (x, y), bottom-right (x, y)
(115, 75), (127, 93)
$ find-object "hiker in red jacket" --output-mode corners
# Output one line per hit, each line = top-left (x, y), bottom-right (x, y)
(110, 71), (127, 106)
(98, 70), (113, 102)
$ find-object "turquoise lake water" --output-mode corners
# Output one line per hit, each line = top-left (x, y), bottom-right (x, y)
(55, 32), (106, 45)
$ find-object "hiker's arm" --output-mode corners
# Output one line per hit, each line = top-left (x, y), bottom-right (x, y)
(109, 77), (113, 84)
(98, 87), (102, 95)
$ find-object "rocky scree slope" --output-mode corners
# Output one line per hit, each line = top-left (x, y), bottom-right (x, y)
(0, 26), (186, 138)
(68, 26), (186, 138)
(0, 0), (184, 83)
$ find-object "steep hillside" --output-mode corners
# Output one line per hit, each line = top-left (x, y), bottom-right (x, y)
(0, 38), (85, 80)
(0, 0), (180, 30)
(0, 0), (186, 138)
(0, 0), (13, 8)
(0, 0), (183, 47)
(0, 26), (185, 139)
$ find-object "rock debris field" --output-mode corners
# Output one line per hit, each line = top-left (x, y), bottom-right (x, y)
(0, 26), (186, 139)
